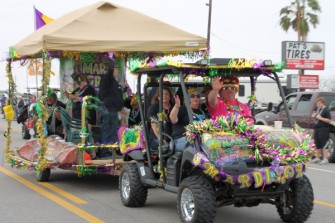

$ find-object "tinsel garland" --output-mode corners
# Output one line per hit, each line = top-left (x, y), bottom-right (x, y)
(35, 54), (52, 172)
(5, 153), (123, 177)
(129, 58), (285, 78)
(79, 52), (95, 63)
(257, 124), (316, 164)
(192, 151), (305, 188)
(77, 143), (119, 151)
(9, 47), (21, 59)
(62, 51), (81, 60)
(5, 153), (35, 170)
(81, 95), (105, 141)
(75, 163), (123, 177)
(4, 61), (15, 154)
(185, 115), (315, 164)
(247, 94), (258, 110)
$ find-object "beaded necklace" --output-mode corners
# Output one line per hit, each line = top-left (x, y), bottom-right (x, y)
(224, 99), (242, 115)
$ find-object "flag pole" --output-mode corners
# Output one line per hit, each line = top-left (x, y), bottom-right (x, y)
(33, 6), (37, 30)
(35, 59), (39, 98)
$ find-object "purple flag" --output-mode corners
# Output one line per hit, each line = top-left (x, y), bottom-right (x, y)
(34, 6), (53, 30)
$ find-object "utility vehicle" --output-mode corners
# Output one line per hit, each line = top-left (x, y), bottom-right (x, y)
(119, 58), (314, 223)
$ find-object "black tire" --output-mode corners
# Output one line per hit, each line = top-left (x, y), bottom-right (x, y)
(177, 175), (216, 223)
(22, 124), (31, 140)
(35, 168), (51, 182)
(276, 175), (314, 223)
(327, 133), (335, 163)
(119, 163), (148, 207)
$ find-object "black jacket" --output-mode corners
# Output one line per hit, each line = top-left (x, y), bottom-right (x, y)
(98, 73), (123, 112)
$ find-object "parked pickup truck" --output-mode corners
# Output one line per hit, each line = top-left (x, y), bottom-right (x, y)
(255, 91), (335, 162)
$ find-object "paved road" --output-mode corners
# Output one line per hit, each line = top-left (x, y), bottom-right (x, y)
(1, 118), (335, 223)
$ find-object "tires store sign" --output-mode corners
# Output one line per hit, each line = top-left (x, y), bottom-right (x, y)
(282, 41), (325, 70)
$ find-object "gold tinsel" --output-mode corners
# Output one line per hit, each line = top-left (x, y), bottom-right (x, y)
(62, 51), (81, 60)
(4, 61), (15, 154)
(36, 54), (52, 171)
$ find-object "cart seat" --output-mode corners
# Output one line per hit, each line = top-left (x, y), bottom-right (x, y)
(61, 108), (93, 144)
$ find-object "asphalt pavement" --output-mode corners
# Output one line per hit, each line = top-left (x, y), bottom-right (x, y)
(1, 118), (335, 223)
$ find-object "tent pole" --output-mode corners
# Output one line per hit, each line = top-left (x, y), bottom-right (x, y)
(206, 0), (212, 53)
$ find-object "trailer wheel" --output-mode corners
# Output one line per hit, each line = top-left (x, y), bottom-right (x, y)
(119, 163), (148, 207)
(35, 168), (51, 182)
(276, 175), (314, 223)
(178, 175), (216, 223)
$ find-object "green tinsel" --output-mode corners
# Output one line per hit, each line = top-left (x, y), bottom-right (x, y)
(80, 53), (95, 63)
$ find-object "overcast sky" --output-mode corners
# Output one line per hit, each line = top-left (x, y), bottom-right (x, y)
(1, 0), (334, 92)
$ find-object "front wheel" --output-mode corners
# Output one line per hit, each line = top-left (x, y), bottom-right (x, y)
(178, 175), (216, 223)
(119, 163), (148, 207)
(276, 175), (314, 223)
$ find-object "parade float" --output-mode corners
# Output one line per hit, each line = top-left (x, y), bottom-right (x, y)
(3, 1), (206, 180)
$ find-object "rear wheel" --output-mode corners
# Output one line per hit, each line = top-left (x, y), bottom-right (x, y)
(35, 168), (50, 182)
(276, 175), (314, 223)
(119, 163), (148, 207)
(178, 175), (216, 223)
(22, 124), (31, 140)
(327, 133), (335, 163)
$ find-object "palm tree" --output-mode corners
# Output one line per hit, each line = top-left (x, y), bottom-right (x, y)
(279, 0), (321, 41)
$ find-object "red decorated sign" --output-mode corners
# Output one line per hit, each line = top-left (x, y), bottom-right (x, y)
(299, 75), (319, 89)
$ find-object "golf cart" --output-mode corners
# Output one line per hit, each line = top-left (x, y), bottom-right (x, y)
(119, 58), (314, 223)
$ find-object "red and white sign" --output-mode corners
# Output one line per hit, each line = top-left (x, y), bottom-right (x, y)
(282, 41), (325, 70)
(285, 59), (324, 70)
(299, 75), (319, 89)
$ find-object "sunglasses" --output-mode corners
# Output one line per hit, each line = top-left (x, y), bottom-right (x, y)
(190, 94), (201, 99)
(222, 86), (236, 91)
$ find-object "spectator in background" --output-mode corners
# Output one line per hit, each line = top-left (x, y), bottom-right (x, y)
(17, 96), (25, 114)
(1, 94), (7, 119)
(12, 96), (18, 120)
(311, 97), (334, 165)
(98, 60), (124, 158)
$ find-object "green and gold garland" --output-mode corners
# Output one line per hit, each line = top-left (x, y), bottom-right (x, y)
(185, 115), (315, 164)
(35, 53), (52, 171)
(4, 61), (15, 155)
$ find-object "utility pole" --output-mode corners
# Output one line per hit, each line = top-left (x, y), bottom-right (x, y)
(206, 0), (212, 55)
